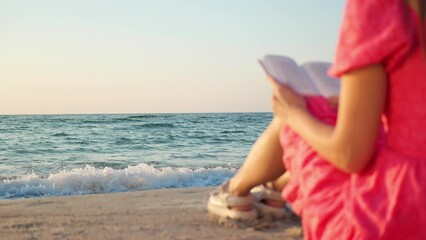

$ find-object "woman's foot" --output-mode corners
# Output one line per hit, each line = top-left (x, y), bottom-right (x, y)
(227, 178), (253, 211)
(207, 181), (258, 220)
(250, 184), (288, 219)
(263, 182), (286, 208)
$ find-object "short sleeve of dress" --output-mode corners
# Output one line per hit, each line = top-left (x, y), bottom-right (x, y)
(328, 0), (414, 77)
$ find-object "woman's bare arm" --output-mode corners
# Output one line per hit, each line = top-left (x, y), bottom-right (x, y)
(272, 65), (387, 173)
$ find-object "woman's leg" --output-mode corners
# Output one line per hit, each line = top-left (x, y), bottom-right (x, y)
(269, 171), (291, 191)
(262, 171), (291, 207)
(228, 117), (286, 197)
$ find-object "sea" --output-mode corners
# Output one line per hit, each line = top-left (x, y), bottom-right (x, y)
(0, 113), (272, 200)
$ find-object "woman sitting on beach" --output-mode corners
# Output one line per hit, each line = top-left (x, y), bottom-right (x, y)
(208, 95), (341, 220)
(209, 0), (426, 239)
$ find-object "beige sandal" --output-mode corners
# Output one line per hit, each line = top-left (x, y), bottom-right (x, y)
(251, 184), (288, 219)
(207, 181), (258, 220)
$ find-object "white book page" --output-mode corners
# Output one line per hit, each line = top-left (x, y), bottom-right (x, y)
(259, 55), (320, 96)
(301, 62), (340, 97)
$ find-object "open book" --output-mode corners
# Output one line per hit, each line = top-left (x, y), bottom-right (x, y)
(259, 55), (340, 97)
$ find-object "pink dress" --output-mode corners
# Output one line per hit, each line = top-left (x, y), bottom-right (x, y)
(280, 0), (426, 239)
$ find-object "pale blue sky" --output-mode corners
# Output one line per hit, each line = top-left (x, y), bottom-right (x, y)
(0, 1), (345, 114)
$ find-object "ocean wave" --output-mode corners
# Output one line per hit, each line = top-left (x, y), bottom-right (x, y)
(220, 130), (245, 134)
(117, 115), (162, 121)
(0, 163), (235, 199)
(113, 137), (133, 145)
(135, 123), (175, 128)
(52, 132), (70, 137)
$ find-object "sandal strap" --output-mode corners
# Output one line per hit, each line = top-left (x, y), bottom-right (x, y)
(211, 181), (254, 208)
(252, 184), (284, 202)
(262, 185), (283, 201)
(221, 192), (254, 207)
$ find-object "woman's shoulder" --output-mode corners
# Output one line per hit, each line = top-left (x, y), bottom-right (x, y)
(329, 0), (415, 77)
(343, 0), (414, 31)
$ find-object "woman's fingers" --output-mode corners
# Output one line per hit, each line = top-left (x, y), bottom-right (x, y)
(271, 94), (288, 119)
(266, 75), (283, 94)
(266, 75), (278, 90)
(266, 75), (290, 102)
(266, 75), (307, 122)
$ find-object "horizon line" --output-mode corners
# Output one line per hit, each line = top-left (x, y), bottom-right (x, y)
(0, 111), (273, 116)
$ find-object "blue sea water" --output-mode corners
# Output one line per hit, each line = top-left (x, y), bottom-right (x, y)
(0, 113), (272, 199)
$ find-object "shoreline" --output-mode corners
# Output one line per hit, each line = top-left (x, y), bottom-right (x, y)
(0, 187), (302, 239)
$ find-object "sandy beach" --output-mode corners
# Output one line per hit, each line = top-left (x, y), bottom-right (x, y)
(0, 187), (302, 240)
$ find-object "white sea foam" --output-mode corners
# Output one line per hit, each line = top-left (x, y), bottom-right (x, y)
(0, 163), (236, 199)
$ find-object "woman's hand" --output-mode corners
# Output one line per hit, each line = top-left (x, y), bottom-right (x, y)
(267, 75), (307, 127)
